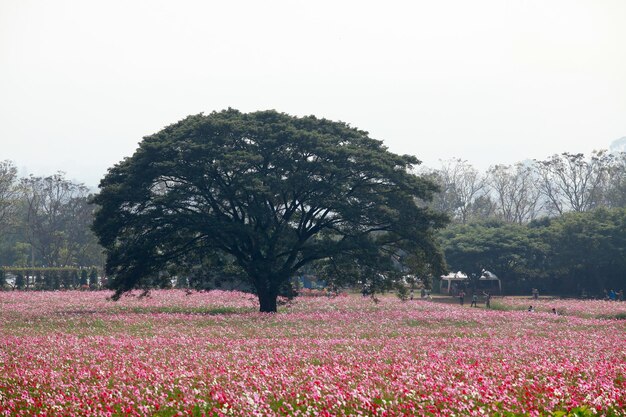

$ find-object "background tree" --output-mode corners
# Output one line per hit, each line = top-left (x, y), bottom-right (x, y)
(93, 109), (448, 312)
(438, 221), (542, 291)
(0, 160), (18, 234)
(80, 269), (89, 287)
(531, 208), (626, 295)
(34, 270), (43, 289)
(0, 161), (19, 265)
(426, 166), (460, 220)
(534, 151), (612, 215)
(430, 159), (488, 224)
(605, 152), (626, 208)
(439, 207), (626, 296)
(60, 269), (71, 289)
(89, 268), (99, 288)
(20, 173), (99, 267)
(487, 163), (542, 223)
(64, 194), (104, 267)
(15, 272), (24, 289)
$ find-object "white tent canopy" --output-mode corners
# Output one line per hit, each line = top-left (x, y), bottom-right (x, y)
(439, 271), (469, 294)
(480, 269), (498, 280)
(479, 270), (501, 292)
(440, 270), (502, 294)
(440, 271), (468, 280)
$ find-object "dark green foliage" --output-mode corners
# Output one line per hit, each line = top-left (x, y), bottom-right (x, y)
(60, 269), (71, 289)
(0, 168), (104, 271)
(439, 207), (626, 296)
(71, 269), (80, 287)
(15, 273), (24, 289)
(174, 275), (188, 289)
(169, 252), (249, 291)
(89, 268), (98, 288)
(531, 207), (626, 294)
(20, 173), (102, 267)
(0, 267), (95, 291)
(80, 269), (88, 286)
(47, 270), (59, 290)
(0, 269), (5, 289)
(34, 271), (44, 290)
(439, 221), (543, 285)
(92, 109), (448, 312)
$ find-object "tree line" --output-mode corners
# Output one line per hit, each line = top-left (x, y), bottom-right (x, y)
(2, 131), (625, 300)
(0, 267), (100, 290)
(0, 162), (103, 273)
(430, 152), (626, 296)
(428, 150), (626, 224)
(439, 208), (626, 296)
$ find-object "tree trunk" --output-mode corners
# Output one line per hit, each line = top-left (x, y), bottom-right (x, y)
(257, 289), (278, 313)
(251, 267), (288, 313)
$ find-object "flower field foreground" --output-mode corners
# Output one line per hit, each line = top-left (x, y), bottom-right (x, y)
(1, 291), (625, 416)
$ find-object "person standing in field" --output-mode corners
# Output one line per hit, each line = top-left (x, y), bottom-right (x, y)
(458, 290), (465, 306)
(470, 292), (478, 307)
(609, 289), (617, 301)
(483, 291), (491, 309)
(532, 288), (539, 300)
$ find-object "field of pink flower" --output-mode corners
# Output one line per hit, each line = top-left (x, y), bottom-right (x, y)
(1, 290), (625, 416)
(492, 297), (626, 319)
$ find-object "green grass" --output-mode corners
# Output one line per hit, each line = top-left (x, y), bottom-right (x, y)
(489, 302), (520, 312)
(598, 312), (626, 320)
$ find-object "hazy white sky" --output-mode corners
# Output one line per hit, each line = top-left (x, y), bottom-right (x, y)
(1, 0), (625, 187)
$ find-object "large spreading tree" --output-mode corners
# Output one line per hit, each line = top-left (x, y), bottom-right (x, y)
(92, 109), (447, 312)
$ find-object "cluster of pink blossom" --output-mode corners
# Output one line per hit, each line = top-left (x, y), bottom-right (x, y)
(493, 297), (626, 319)
(1, 290), (625, 416)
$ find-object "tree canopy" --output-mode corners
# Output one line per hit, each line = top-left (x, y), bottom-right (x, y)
(0, 166), (102, 271)
(92, 109), (448, 311)
(439, 220), (540, 282)
(439, 208), (626, 295)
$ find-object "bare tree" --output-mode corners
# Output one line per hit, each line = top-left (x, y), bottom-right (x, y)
(487, 163), (542, 223)
(605, 152), (626, 208)
(0, 160), (18, 235)
(465, 194), (497, 223)
(64, 194), (103, 267)
(430, 159), (487, 223)
(20, 172), (92, 267)
(534, 151), (612, 215)
(426, 169), (459, 219)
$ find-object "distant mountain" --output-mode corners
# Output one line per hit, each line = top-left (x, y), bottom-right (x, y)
(610, 137), (626, 153)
